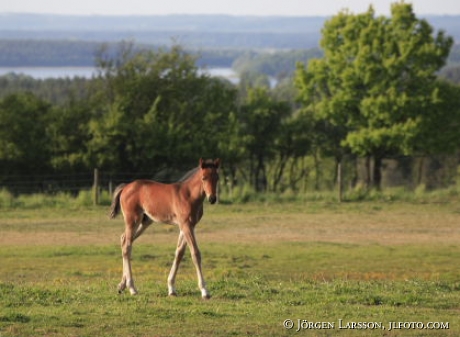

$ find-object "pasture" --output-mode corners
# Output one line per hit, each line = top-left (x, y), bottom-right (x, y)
(0, 200), (459, 336)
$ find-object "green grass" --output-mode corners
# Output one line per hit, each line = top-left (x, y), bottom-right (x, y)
(1, 244), (459, 336)
(0, 200), (459, 336)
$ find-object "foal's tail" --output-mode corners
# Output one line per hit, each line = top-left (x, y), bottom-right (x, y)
(109, 183), (126, 219)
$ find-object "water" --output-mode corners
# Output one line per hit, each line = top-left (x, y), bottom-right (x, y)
(0, 66), (239, 82)
(0, 66), (97, 79)
(202, 67), (239, 84)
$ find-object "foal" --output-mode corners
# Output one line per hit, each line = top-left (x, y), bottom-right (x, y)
(109, 158), (220, 298)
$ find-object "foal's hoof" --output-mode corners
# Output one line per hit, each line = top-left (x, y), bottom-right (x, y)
(168, 292), (178, 297)
(202, 294), (211, 300)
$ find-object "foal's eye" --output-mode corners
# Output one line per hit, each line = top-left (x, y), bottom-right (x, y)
(202, 176), (207, 181)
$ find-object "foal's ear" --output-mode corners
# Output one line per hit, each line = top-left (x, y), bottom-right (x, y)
(214, 158), (221, 168)
(199, 157), (205, 168)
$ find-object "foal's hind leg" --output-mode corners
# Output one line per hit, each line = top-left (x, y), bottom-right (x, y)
(118, 232), (128, 293)
(133, 215), (153, 241)
(167, 231), (187, 296)
(119, 215), (140, 295)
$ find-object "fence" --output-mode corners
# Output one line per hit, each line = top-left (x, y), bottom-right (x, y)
(2, 154), (460, 203)
(0, 169), (144, 200)
(0, 168), (194, 204)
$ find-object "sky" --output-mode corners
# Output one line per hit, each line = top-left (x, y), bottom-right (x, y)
(2, 0), (460, 16)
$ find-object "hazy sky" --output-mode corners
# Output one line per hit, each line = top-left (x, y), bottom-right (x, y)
(2, 0), (460, 16)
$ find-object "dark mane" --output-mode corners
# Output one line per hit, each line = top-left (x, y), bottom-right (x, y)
(177, 160), (218, 182)
(178, 167), (199, 182)
(201, 161), (218, 169)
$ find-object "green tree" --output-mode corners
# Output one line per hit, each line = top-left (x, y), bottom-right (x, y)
(0, 93), (51, 181)
(270, 111), (312, 192)
(296, 2), (453, 190)
(411, 80), (460, 156)
(238, 87), (290, 192)
(46, 99), (93, 172)
(89, 44), (238, 176)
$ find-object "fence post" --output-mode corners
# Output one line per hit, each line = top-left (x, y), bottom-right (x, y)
(108, 179), (113, 197)
(93, 168), (99, 205)
(337, 160), (343, 203)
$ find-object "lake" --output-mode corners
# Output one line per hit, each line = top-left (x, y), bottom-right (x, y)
(0, 66), (239, 83)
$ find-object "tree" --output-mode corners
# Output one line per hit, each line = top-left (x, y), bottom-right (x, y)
(296, 2), (453, 190)
(411, 79), (460, 156)
(238, 87), (291, 192)
(0, 93), (52, 189)
(270, 111), (312, 192)
(88, 43), (238, 177)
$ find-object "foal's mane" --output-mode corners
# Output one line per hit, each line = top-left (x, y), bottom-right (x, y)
(178, 167), (199, 182)
(177, 160), (218, 182)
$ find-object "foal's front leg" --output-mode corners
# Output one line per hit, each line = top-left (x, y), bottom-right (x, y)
(181, 224), (210, 299)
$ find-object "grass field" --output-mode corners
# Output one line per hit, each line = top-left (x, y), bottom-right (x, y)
(0, 199), (459, 336)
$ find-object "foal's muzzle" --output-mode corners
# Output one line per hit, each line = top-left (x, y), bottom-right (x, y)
(208, 195), (217, 204)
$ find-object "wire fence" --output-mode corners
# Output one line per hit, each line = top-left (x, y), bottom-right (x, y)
(0, 172), (91, 194)
(0, 171), (153, 195)
(0, 168), (197, 196)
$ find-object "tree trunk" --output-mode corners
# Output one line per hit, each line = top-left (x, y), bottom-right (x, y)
(417, 156), (425, 187)
(249, 155), (256, 191)
(272, 155), (287, 192)
(255, 154), (267, 192)
(336, 158), (343, 202)
(364, 156), (371, 189)
(373, 156), (383, 190)
(313, 150), (320, 190)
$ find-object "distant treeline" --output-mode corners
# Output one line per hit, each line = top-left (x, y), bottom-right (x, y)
(0, 40), (241, 67)
(0, 14), (327, 32)
(2, 13), (460, 49)
(0, 14), (326, 49)
(0, 40), (99, 67)
(1, 39), (460, 83)
(0, 39), (326, 78)
(0, 31), (320, 50)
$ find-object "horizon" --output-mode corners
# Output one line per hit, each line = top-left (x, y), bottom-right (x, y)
(2, 11), (460, 18)
(2, 0), (460, 17)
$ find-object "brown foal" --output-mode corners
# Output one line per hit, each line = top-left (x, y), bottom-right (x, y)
(109, 158), (220, 298)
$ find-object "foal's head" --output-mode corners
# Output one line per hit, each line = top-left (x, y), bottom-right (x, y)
(199, 158), (220, 204)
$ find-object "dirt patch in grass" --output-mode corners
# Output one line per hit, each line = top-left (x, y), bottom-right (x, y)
(1, 204), (459, 246)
